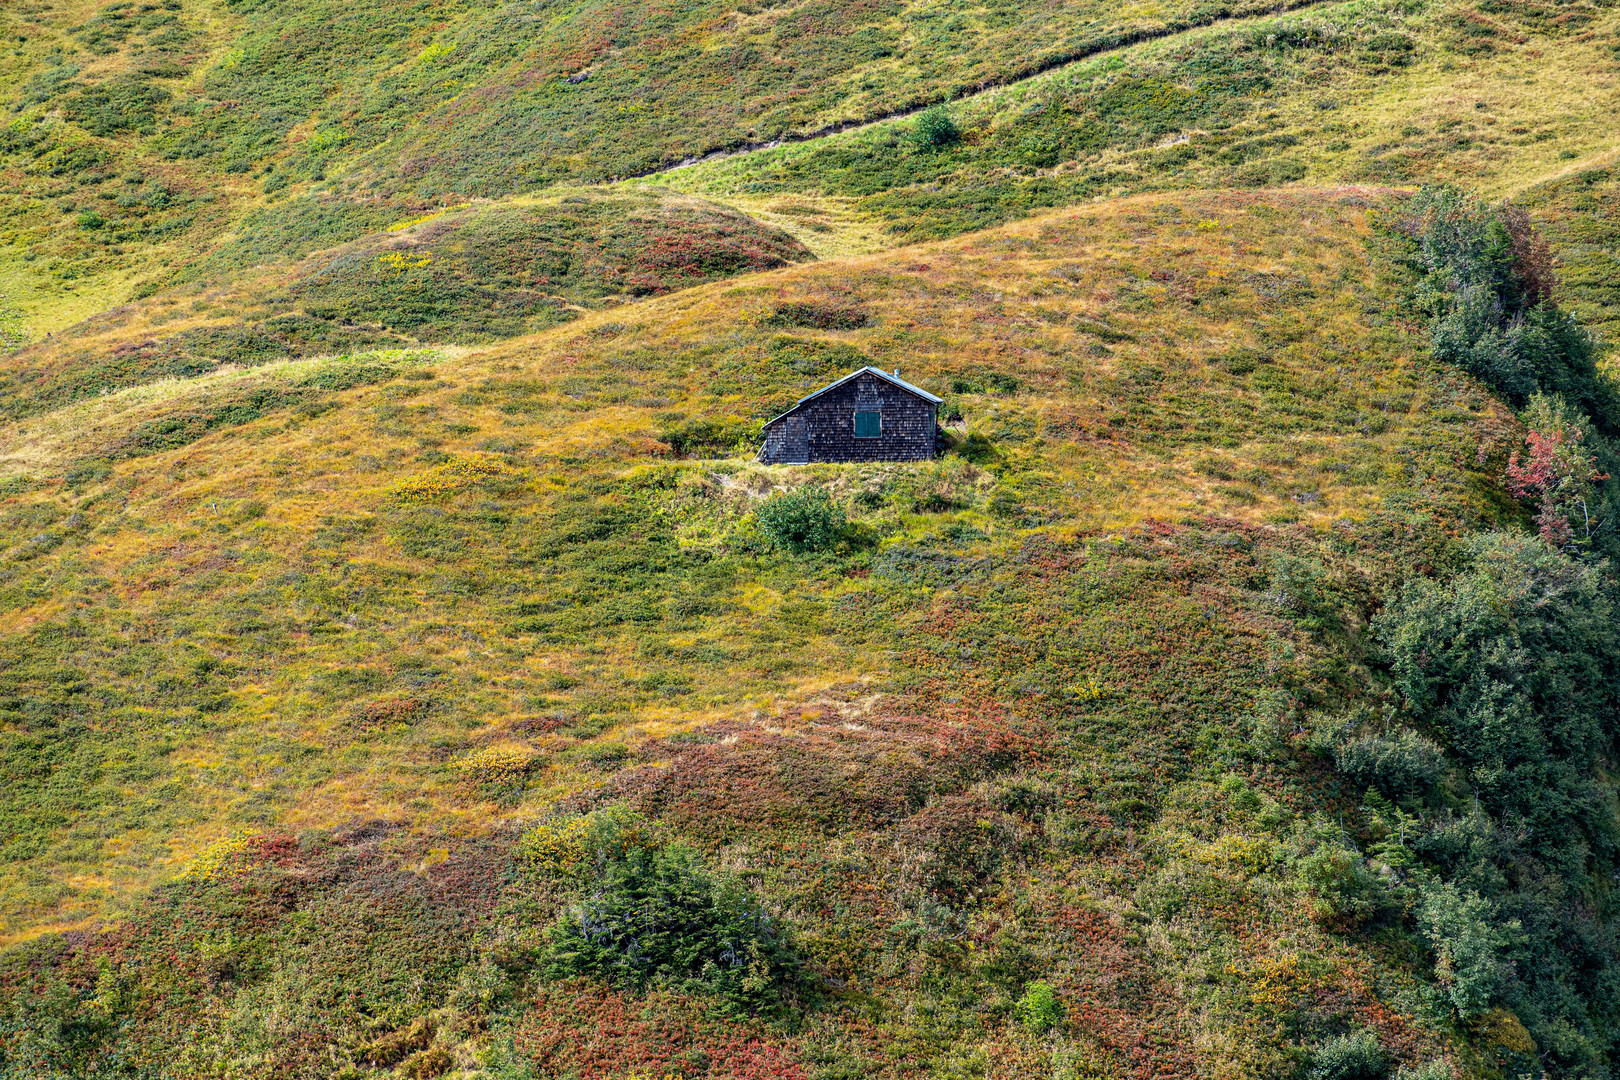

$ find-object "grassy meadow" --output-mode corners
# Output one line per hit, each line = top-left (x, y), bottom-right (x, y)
(0, 189), (1535, 1075)
(0, 189), (817, 425)
(648, 0), (1620, 243)
(0, 0), (1356, 335)
(1519, 164), (1620, 347)
(0, 0), (1618, 1074)
(3, 0), (1616, 339)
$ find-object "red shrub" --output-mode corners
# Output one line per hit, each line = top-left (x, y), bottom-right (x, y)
(512, 979), (807, 1079)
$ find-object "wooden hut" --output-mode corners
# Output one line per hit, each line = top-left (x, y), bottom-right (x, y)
(758, 367), (942, 465)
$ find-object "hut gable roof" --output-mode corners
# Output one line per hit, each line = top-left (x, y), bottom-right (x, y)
(764, 366), (942, 427)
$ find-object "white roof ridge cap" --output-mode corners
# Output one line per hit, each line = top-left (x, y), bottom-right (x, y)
(761, 366), (942, 428)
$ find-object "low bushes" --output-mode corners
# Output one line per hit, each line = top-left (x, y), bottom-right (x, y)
(762, 302), (869, 331)
(1388, 186), (1620, 556)
(910, 106), (960, 150)
(754, 487), (846, 553)
(1332, 730), (1446, 799)
(1367, 531), (1620, 1058)
(659, 416), (761, 457)
(1014, 981), (1063, 1034)
(1307, 1032), (1388, 1080)
(60, 75), (170, 136)
(541, 843), (801, 1017)
(1504, 392), (1611, 547)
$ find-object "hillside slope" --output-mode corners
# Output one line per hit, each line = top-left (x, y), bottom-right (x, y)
(0, 188), (816, 422)
(3, 0), (1615, 342)
(11, 0), (1615, 422)
(0, 187), (1561, 1077)
(1520, 164), (1620, 347)
(0, 0), (1331, 334)
(2, 0), (1620, 1075)
(649, 0), (1620, 242)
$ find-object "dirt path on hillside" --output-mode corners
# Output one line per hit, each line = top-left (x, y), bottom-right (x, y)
(629, 0), (1335, 179)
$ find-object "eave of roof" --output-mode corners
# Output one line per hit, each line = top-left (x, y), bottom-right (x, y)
(762, 366), (943, 428)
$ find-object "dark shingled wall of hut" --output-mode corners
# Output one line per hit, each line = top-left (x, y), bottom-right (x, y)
(759, 372), (937, 464)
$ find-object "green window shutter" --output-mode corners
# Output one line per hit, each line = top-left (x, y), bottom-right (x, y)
(854, 411), (881, 437)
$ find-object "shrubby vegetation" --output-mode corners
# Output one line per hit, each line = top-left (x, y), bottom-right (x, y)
(909, 106), (960, 151)
(1369, 533), (1620, 1059)
(754, 487), (848, 554)
(1396, 188), (1603, 411)
(542, 842), (801, 1017)
(0, 0), (1613, 1076)
(1014, 981), (1063, 1034)
(1331, 730), (1446, 800)
(1291, 190), (1620, 1069)
(1505, 393), (1611, 547)
(7, 0), (1418, 322)
(658, 416), (764, 458)
(1308, 1031), (1388, 1080)
(1390, 186), (1620, 553)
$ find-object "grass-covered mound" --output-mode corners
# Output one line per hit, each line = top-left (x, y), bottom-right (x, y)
(5, 188), (1597, 1074)
(289, 193), (815, 343)
(0, 191), (812, 421)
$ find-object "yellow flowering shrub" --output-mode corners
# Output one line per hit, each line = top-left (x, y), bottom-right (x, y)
(389, 453), (517, 503)
(375, 250), (433, 273)
(1066, 678), (1105, 701)
(516, 807), (662, 876)
(182, 831), (259, 882)
(452, 744), (537, 783)
(1233, 954), (1305, 1011)
(517, 815), (593, 874)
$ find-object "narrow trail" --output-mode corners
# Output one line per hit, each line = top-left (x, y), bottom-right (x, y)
(625, 0), (1337, 181)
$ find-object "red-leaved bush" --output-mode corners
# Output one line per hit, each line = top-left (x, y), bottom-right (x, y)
(1505, 407), (1608, 545)
(512, 979), (807, 1079)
